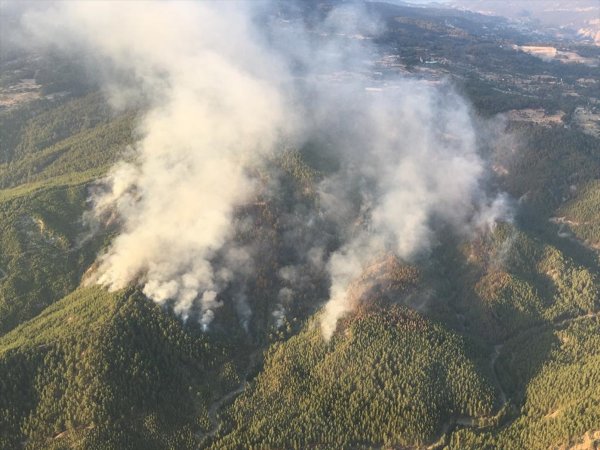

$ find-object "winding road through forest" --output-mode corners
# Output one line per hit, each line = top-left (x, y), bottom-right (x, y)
(197, 350), (261, 443)
(196, 311), (600, 448)
(427, 310), (600, 450)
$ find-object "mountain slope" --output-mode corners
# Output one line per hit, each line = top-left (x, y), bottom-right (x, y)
(0, 1), (598, 449)
(214, 306), (497, 449)
(0, 286), (244, 450)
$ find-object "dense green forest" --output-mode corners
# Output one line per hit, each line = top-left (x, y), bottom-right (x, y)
(213, 306), (496, 449)
(556, 180), (600, 247)
(448, 317), (600, 449)
(0, 287), (246, 450)
(0, 1), (598, 449)
(0, 92), (135, 333)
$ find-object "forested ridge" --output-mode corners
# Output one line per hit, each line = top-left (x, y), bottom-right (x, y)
(0, 287), (246, 450)
(0, 1), (599, 449)
(213, 306), (497, 449)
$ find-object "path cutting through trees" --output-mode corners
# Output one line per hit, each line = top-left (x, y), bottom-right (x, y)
(427, 311), (600, 450)
(197, 350), (261, 443)
(196, 311), (600, 448)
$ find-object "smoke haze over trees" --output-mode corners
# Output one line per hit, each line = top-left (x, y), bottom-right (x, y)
(20, 1), (510, 337)
(0, 1), (598, 449)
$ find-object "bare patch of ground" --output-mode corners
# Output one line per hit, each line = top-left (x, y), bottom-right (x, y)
(544, 408), (562, 419)
(513, 45), (599, 66)
(0, 79), (41, 109)
(573, 107), (600, 138)
(557, 430), (600, 450)
(507, 108), (565, 126)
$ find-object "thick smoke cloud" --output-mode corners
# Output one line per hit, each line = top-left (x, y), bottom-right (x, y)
(21, 1), (510, 335)
(315, 85), (509, 339)
(23, 1), (291, 327)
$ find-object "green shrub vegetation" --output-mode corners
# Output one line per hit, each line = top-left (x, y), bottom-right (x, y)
(1, 6), (599, 449)
(0, 286), (243, 450)
(0, 183), (104, 333)
(448, 317), (600, 450)
(213, 306), (496, 449)
(556, 180), (600, 247)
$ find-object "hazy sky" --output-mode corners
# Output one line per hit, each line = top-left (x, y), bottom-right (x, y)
(391, 0), (599, 38)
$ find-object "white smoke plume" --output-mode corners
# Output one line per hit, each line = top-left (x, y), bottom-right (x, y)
(20, 1), (512, 335)
(316, 83), (512, 340)
(22, 1), (292, 327)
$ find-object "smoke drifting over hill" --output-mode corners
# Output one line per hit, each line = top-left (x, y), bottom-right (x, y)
(23, 2), (292, 327)
(22, 1), (510, 336)
(316, 84), (509, 339)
